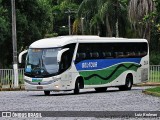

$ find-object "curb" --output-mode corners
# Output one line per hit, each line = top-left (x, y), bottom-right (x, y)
(0, 88), (25, 91)
(142, 90), (160, 97)
(134, 82), (160, 87)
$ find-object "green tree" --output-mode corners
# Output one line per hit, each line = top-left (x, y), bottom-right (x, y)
(52, 0), (79, 35)
(16, 0), (53, 49)
(77, 0), (128, 37)
(128, 0), (156, 42)
(0, 0), (53, 68)
(0, 0), (11, 68)
(150, 0), (160, 55)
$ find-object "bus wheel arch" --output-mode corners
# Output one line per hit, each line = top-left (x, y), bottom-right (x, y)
(119, 73), (133, 91)
(73, 76), (84, 94)
(126, 73), (133, 89)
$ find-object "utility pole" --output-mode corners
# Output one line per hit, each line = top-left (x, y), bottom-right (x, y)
(11, 0), (18, 88)
(81, 17), (84, 35)
(65, 10), (71, 35)
(68, 12), (71, 35)
(65, 10), (77, 35)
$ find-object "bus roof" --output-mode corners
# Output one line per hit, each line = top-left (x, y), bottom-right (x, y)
(29, 35), (148, 48)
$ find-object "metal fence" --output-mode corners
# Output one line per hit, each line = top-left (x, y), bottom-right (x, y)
(0, 66), (160, 88)
(149, 65), (160, 82)
(0, 68), (24, 88)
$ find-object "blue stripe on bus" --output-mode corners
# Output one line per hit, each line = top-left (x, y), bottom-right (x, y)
(75, 58), (141, 71)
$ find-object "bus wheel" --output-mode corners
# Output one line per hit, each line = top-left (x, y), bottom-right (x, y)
(74, 79), (80, 94)
(95, 87), (107, 92)
(44, 91), (50, 96)
(119, 75), (133, 91)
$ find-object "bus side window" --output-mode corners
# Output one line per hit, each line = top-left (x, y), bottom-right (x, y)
(103, 52), (112, 58)
(114, 52), (123, 58)
(129, 52), (135, 57)
(140, 51), (147, 57)
(90, 52), (99, 59)
(75, 53), (86, 63)
(79, 53), (86, 59)
(114, 52), (119, 58)
(125, 52), (130, 57)
(117, 52), (124, 58)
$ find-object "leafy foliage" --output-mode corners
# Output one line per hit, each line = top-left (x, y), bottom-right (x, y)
(0, 0), (53, 68)
(1, 0), (160, 68)
(52, 0), (79, 35)
(77, 0), (128, 37)
(128, 0), (156, 42)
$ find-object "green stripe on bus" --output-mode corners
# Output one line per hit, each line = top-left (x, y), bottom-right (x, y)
(79, 63), (141, 85)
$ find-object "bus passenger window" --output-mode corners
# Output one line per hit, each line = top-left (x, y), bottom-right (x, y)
(79, 53), (86, 59)
(129, 52), (135, 57)
(75, 53), (86, 63)
(125, 52), (130, 57)
(103, 52), (112, 58)
(140, 51), (147, 57)
(117, 52), (124, 58)
(90, 52), (99, 59)
(135, 51), (140, 57)
(114, 52), (118, 58)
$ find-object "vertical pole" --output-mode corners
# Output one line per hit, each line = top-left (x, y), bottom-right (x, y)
(68, 14), (71, 35)
(81, 18), (84, 35)
(116, 20), (119, 37)
(11, 0), (18, 88)
(115, 0), (119, 37)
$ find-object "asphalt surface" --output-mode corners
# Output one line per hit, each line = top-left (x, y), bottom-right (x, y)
(0, 86), (160, 120)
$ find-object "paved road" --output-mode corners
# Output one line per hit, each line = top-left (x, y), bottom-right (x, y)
(0, 86), (159, 119)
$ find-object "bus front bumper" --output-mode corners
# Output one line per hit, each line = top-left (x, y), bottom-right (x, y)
(24, 79), (67, 91)
(25, 82), (61, 91)
(25, 83), (60, 91)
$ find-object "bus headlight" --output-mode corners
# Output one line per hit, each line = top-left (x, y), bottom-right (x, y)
(55, 85), (59, 88)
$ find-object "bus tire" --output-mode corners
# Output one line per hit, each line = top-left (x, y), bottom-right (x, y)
(74, 79), (80, 94)
(119, 74), (133, 91)
(44, 91), (50, 96)
(95, 87), (107, 92)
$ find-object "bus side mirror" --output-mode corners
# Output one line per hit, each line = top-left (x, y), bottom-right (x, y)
(19, 50), (28, 63)
(57, 48), (69, 63)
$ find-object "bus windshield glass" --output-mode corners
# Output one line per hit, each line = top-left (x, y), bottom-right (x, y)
(25, 48), (61, 77)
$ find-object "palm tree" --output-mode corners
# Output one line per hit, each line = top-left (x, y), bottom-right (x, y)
(128, 0), (156, 42)
(77, 0), (100, 35)
(76, 0), (127, 37)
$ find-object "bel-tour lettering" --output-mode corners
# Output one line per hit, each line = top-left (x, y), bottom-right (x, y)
(82, 62), (98, 69)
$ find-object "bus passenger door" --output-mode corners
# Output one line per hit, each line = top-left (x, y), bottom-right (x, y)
(59, 49), (73, 89)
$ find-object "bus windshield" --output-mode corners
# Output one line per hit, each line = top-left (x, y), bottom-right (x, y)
(25, 48), (61, 77)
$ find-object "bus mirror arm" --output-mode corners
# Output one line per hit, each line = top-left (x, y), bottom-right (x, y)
(57, 48), (69, 63)
(19, 50), (28, 63)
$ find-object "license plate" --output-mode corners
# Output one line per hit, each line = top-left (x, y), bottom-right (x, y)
(32, 78), (42, 82)
(37, 86), (43, 89)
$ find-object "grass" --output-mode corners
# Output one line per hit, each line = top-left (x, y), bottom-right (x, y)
(143, 87), (160, 97)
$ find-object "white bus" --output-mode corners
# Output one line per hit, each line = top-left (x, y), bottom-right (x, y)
(19, 36), (149, 95)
